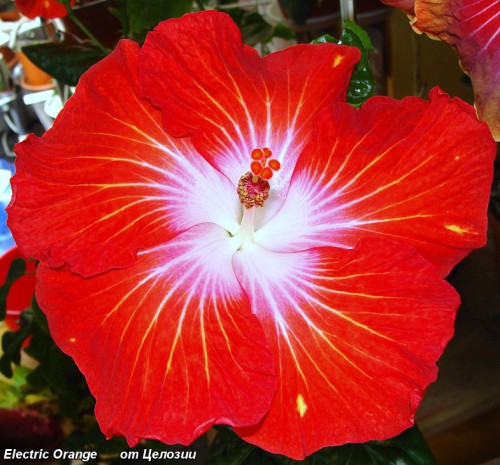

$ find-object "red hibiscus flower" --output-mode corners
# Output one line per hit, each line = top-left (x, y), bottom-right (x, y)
(15, 0), (74, 19)
(7, 11), (495, 459)
(380, 0), (500, 141)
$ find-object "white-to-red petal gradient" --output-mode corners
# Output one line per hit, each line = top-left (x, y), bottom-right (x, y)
(8, 40), (240, 277)
(139, 10), (360, 201)
(413, 0), (500, 140)
(233, 238), (459, 458)
(36, 223), (276, 446)
(256, 88), (495, 277)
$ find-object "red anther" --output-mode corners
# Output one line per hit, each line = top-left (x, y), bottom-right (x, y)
(251, 161), (262, 175)
(251, 149), (264, 160)
(268, 159), (281, 171)
(261, 167), (273, 179)
(263, 147), (272, 158)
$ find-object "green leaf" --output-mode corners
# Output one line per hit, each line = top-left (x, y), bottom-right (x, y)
(24, 317), (92, 419)
(277, 0), (317, 25)
(340, 20), (373, 51)
(273, 23), (296, 41)
(0, 258), (27, 321)
(224, 8), (294, 47)
(109, 0), (130, 38)
(0, 325), (31, 377)
(225, 8), (274, 47)
(339, 20), (375, 107)
(206, 427), (256, 465)
(31, 297), (50, 335)
(0, 365), (30, 407)
(0, 301), (94, 419)
(22, 42), (107, 87)
(207, 426), (436, 465)
(313, 20), (375, 107)
(124, 0), (193, 42)
(366, 426), (438, 465)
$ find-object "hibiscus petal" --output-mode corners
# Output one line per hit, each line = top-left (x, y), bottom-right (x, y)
(139, 10), (360, 201)
(8, 40), (240, 277)
(379, 0), (415, 15)
(256, 88), (495, 277)
(36, 223), (276, 446)
(413, 0), (500, 140)
(15, 0), (73, 19)
(232, 238), (459, 458)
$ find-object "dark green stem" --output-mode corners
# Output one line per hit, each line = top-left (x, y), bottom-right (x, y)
(60, 0), (110, 54)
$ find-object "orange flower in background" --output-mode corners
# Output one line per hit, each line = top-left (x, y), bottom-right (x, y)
(7, 10), (496, 460)
(15, 0), (75, 19)
(381, 0), (500, 141)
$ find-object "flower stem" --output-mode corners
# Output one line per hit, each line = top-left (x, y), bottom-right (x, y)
(59, 0), (110, 55)
(339, 0), (355, 25)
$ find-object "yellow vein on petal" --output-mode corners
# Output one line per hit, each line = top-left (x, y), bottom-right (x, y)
(101, 274), (162, 425)
(275, 315), (309, 388)
(95, 111), (168, 146)
(294, 138), (340, 205)
(280, 285), (373, 379)
(163, 273), (202, 378)
(279, 77), (309, 158)
(100, 271), (158, 327)
(57, 200), (168, 242)
(350, 181), (452, 220)
(129, 93), (168, 136)
(192, 80), (248, 150)
(285, 326), (343, 395)
(330, 138), (407, 199)
(316, 153), (435, 213)
(299, 281), (412, 302)
(60, 133), (162, 151)
(224, 66), (258, 146)
(199, 281), (211, 385)
(301, 291), (397, 343)
(211, 133), (246, 163)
